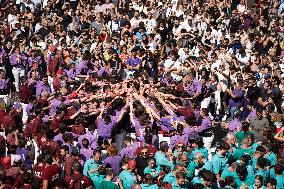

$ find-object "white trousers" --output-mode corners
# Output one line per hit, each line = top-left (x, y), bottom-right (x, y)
(203, 135), (214, 160)
(12, 67), (25, 92)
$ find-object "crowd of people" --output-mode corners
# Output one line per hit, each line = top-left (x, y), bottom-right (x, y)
(0, 0), (284, 188)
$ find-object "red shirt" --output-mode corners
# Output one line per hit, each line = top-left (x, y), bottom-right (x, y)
(52, 77), (61, 92)
(2, 114), (16, 129)
(50, 117), (61, 132)
(33, 164), (46, 183)
(19, 84), (32, 103)
(65, 173), (92, 189)
(41, 164), (60, 183)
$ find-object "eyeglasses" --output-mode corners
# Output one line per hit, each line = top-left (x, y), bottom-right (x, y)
(177, 145), (184, 148)
(141, 152), (148, 154)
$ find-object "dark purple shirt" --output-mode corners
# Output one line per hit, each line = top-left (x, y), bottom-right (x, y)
(228, 89), (244, 107)
(102, 156), (122, 175)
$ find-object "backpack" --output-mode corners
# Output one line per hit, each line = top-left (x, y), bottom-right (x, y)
(69, 174), (84, 189)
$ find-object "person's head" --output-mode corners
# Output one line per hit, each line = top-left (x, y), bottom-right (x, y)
(240, 154), (251, 166)
(202, 170), (215, 187)
(224, 176), (235, 188)
(107, 145), (118, 157)
(131, 183), (142, 189)
(254, 146), (266, 158)
(82, 138), (89, 149)
(236, 164), (248, 181)
(256, 108), (263, 119)
(128, 160), (136, 171)
(93, 150), (101, 161)
(200, 108), (209, 117)
(255, 175), (264, 187)
(60, 145), (69, 157)
(274, 164), (284, 175)
(173, 164), (185, 175)
(105, 168), (114, 179)
(72, 162), (83, 174)
(140, 146), (149, 158)
(159, 141), (169, 153)
(218, 141), (230, 156)
(180, 154), (189, 167)
(194, 152), (205, 165)
(226, 133), (236, 145)
(147, 158), (156, 168)
(266, 177), (277, 189)
(176, 172), (186, 186)
(123, 136), (132, 145)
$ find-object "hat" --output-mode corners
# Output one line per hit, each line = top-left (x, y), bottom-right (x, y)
(128, 160), (136, 170)
(57, 69), (64, 75)
(2, 156), (11, 169)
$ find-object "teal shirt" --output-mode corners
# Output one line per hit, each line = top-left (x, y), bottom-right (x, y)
(171, 181), (189, 189)
(233, 148), (254, 160)
(140, 183), (159, 189)
(275, 175), (284, 189)
(83, 159), (101, 177)
(92, 175), (105, 189)
(144, 166), (162, 178)
(163, 172), (176, 184)
(187, 161), (198, 178)
(266, 152), (277, 166)
(248, 185), (266, 189)
(119, 170), (136, 189)
(255, 169), (268, 182)
(235, 172), (255, 188)
(188, 147), (208, 160)
(211, 153), (228, 174)
(221, 167), (238, 180)
(191, 177), (203, 185)
(154, 151), (174, 169)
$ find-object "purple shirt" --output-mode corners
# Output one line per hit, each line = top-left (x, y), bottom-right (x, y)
(0, 78), (9, 90)
(228, 89), (244, 107)
(157, 117), (175, 132)
(76, 60), (89, 75)
(49, 99), (62, 116)
(126, 57), (141, 67)
(36, 81), (51, 98)
(119, 145), (138, 159)
(247, 109), (256, 122)
(170, 134), (188, 149)
(80, 148), (93, 162)
(228, 118), (242, 132)
(97, 114), (119, 139)
(186, 79), (202, 96)
(53, 133), (64, 145)
(195, 117), (211, 133)
(102, 156), (122, 175)
(77, 131), (97, 150)
(65, 69), (76, 79)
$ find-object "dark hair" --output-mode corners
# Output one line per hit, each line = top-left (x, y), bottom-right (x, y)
(105, 168), (114, 176)
(144, 134), (153, 145)
(236, 164), (248, 180)
(274, 164), (284, 175)
(176, 171), (186, 179)
(60, 145), (69, 154)
(160, 141), (169, 152)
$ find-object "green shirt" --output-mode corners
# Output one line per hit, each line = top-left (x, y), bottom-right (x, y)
(99, 180), (119, 189)
(233, 148), (254, 160)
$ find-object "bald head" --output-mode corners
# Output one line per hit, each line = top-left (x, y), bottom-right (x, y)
(132, 184), (142, 189)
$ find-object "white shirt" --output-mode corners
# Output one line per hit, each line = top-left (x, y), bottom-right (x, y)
(130, 17), (141, 28)
(164, 58), (182, 81)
